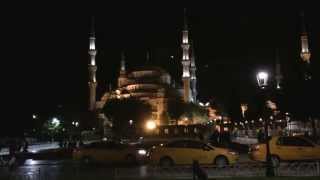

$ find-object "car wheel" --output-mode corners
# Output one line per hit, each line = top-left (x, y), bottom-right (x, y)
(270, 155), (280, 167)
(159, 157), (173, 167)
(126, 154), (136, 165)
(214, 156), (228, 168)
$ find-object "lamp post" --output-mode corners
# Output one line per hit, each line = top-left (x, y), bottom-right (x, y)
(256, 71), (274, 177)
(241, 103), (248, 134)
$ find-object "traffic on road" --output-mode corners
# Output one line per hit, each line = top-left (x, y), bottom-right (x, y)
(1, 136), (319, 169)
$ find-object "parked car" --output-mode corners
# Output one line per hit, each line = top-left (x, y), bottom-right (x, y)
(249, 136), (320, 165)
(149, 139), (239, 167)
(72, 140), (147, 164)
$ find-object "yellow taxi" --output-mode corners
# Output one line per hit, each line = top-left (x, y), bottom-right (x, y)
(249, 136), (320, 165)
(148, 139), (239, 167)
(72, 141), (147, 164)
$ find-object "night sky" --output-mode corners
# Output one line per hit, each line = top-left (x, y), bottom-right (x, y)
(3, 2), (320, 135)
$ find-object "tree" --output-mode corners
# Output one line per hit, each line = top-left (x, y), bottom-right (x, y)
(102, 98), (152, 138)
(42, 117), (64, 141)
(182, 103), (209, 124)
(167, 99), (185, 122)
(160, 111), (170, 125)
(167, 99), (209, 124)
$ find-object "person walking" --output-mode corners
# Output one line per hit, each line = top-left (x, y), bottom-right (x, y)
(8, 139), (17, 170)
(22, 138), (29, 153)
(0, 143), (5, 166)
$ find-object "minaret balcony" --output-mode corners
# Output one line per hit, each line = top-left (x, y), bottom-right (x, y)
(88, 66), (97, 71)
(88, 50), (97, 56)
(181, 44), (190, 49)
(300, 52), (311, 62)
(182, 61), (191, 66)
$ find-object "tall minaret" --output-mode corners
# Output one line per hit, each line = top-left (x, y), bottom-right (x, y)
(181, 8), (191, 102)
(300, 12), (311, 64)
(118, 51), (127, 87)
(299, 12), (312, 80)
(275, 49), (283, 89)
(120, 51), (126, 73)
(88, 17), (97, 111)
(146, 51), (150, 64)
(190, 40), (197, 102)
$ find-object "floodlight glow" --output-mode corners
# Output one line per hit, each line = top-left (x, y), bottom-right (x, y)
(146, 120), (156, 130)
(256, 71), (269, 87)
(52, 117), (60, 127)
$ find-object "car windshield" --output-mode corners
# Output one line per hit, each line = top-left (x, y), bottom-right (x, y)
(301, 137), (319, 145)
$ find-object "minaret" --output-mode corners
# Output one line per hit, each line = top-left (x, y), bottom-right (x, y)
(120, 51), (126, 73)
(118, 51), (127, 87)
(190, 40), (197, 102)
(145, 50), (151, 65)
(88, 17), (97, 111)
(300, 12), (311, 64)
(275, 49), (282, 89)
(181, 8), (191, 102)
(299, 12), (312, 80)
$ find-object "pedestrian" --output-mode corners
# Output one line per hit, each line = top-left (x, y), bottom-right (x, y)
(257, 129), (264, 143)
(198, 133), (204, 141)
(0, 143), (5, 166)
(8, 139), (17, 170)
(210, 129), (219, 145)
(22, 138), (29, 153)
(59, 138), (63, 148)
(193, 160), (208, 180)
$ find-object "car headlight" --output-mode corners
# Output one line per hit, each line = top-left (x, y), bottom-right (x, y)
(228, 151), (237, 156)
(138, 149), (147, 155)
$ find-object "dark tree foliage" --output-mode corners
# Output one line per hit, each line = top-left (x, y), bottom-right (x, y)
(167, 99), (185, 121)
(102, 98), (152, 138)
(167, 99), (208, 124)
(183, 103), (209, 123)
(160, 111), (170, 125)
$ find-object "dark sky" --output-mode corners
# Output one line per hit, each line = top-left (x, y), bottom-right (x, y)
(2, 2), (320, 135)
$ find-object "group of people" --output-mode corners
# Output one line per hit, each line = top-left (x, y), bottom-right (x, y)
(58, 136), (83, 149)
(0, 138), (29, 169)
(210, 129), (231, 145)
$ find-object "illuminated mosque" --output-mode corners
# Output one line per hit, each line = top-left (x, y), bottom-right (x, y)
(87, 9), (199, 128)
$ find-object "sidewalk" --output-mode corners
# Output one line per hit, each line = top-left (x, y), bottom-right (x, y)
(0, 142), (60, 156)
(0, 140), (100, 156)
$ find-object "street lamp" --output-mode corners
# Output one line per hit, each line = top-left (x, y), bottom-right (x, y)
(52, 117), (60, 128)
(241, 104), (248, 119)
(256, 71), (274, 177)
(72, 121), (79, 127)
(257, 71), (268, 88)
(241, 103), (249, 132)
